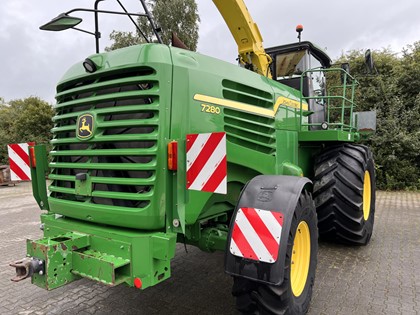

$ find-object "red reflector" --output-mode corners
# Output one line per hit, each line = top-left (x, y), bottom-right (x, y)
(134, 277), (142, 289)
(167, 141), (178, 171)
(29, 146), (36, 168)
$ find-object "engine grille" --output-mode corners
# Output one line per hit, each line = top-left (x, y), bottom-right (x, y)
(49, 66), (164, 224)
(221, 79), (276, 155)
(224, 109), (275, 155)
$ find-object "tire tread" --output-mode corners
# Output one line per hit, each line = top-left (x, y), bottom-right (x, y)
(313, 144), (375, 245)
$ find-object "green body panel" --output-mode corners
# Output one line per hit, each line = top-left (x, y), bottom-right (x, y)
(168, 48), (308, 230)
(26, 43), (361, 290)
(299, 130), (356, 142)
(30, 145), (49, 211)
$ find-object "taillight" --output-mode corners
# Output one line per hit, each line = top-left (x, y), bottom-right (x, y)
(167, 141), (178, 171)
(29, 146), (36, 168)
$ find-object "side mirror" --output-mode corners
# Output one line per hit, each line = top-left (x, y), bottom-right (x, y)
(365, 49), (375, 74)
(353, 111), (376, 134)
(340, 63), (350, 84)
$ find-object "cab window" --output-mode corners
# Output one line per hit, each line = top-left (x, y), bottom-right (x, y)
(275, 50), (307, 79)
(309, 55), (325, 96)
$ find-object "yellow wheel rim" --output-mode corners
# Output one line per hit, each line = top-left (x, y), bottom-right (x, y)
(290, 221), (311, 297)
(363, 170), (371, 221)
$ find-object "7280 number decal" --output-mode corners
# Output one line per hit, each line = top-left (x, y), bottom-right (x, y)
(201, 104), (221, 114)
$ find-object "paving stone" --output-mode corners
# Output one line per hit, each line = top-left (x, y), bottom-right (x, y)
(0, 184), (419, 314)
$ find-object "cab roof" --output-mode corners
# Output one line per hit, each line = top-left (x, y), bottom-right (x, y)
(266, 41), (332, 68)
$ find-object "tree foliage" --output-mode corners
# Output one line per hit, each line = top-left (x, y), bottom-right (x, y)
(336, 42), (420, 190)
(0, 97), (54, 164)
(106, 0), (200, 51)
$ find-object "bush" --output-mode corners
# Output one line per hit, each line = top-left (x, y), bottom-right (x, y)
(336, 42), (420, 190)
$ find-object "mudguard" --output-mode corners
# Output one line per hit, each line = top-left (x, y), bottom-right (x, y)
(224, 175), (311, 285)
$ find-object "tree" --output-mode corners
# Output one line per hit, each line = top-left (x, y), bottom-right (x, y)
(396, 42), (420, 110)
(335, 43), (420, 190)
(106, 0), (200, 51)
(0, 97), (54, 164)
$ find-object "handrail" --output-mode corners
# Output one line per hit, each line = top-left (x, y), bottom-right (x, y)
(299, 67), (359, 132)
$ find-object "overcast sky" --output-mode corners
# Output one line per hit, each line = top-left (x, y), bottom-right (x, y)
(1, 0), (419, 103)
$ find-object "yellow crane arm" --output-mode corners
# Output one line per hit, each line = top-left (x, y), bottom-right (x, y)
(212, 0), (272, 78)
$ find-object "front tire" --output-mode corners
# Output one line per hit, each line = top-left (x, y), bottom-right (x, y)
(232, 191), (318, 315)
(313, 144), (376, 245)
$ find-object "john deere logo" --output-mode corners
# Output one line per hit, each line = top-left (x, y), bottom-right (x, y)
(77, 114), (94, 140)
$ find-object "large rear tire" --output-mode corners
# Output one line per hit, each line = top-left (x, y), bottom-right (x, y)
(232, 191), (318, 315)
(313, 144), (375, 245)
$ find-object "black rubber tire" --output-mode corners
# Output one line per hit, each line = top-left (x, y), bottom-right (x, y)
(313, 144), (376, 245)
(232, 191), (318, 315)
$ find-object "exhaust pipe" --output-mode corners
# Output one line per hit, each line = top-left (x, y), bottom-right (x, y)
(10, 257), (45, 282)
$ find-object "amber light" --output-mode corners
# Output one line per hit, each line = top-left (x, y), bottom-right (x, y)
(167, 141), (178, 171)
(29, 146), (36, 168)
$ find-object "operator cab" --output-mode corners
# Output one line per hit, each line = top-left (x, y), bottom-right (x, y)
(266, 41), (331, 95)
(266, 41), (332, 129)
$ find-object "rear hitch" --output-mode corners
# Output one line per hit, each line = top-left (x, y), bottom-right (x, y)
(10, 257), (45, 282)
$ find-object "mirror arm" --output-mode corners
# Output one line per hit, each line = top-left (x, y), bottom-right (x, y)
(94, 0), (104, 53)
(116, 0), (149, 43)
(64, 8), (148, 19)
(63, 7), (149, 53)
(71, 27), (96, 37)
(139, 0), (163, 44)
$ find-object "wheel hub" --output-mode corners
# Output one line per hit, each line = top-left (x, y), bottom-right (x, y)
(290, 221), (311, 297)
(363, 170), (371, 221)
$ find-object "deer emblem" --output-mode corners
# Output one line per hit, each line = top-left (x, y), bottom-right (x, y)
(77, 114), (94, 139)
(79, 117), (92, 134)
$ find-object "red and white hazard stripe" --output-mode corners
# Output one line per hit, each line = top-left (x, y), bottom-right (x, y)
(186, 132), (227, 194)
(230, 207), (284, 263)
(7, 142), (35, 181)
